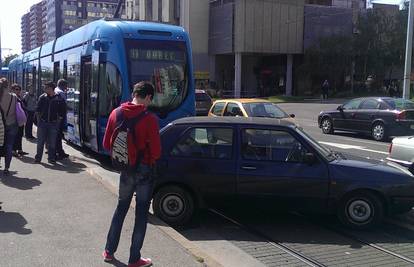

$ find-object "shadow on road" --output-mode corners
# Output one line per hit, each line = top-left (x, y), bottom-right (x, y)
(106, 258), (128, 267)
(16, 155), (88, 174)
(0, 210), (32, 234)
(0, 173), (41, 190)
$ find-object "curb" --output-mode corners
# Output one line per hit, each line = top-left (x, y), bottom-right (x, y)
(86, 168), (223, 267)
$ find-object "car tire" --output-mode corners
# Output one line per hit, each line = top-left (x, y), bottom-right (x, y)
(321, 117), (334, 134)
(371, 122), (387, 141)
(153, 185), (195, 226)
(337, 191), (384, 229)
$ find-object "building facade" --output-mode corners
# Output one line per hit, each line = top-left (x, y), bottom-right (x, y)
(21, 0), (127, 51)
(21, 1), (46, 53)
(126, 0), (368, 97)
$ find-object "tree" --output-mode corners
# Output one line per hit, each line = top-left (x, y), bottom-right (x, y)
(2, 54), (18, 67)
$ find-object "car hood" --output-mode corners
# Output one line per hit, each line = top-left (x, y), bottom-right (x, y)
(329, 154), (414, 182)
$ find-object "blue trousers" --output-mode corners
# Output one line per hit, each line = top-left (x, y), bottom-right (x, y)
(105, 167), (153, 264)
(4, 124), (18, 169)
(35, 121), (58, 161)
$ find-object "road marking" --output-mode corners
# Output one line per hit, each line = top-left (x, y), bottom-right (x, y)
(319, 141), (388, 155)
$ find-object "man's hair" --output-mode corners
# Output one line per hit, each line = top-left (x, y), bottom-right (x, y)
(57, 79), (68, 88)
(44, 81), (56, 89)
(11, 83), (21, 91)
(133, 81), (155, 99)
(0, 78), (8, 90)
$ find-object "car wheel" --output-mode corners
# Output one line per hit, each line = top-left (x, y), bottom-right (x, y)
(153, 185), (195, 226)
(371, 122), (387, 141)
(337, 191), (384, 229)
(321, 117), (334, 134)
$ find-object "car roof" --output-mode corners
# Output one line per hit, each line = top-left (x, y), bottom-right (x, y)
(213, 98), (271, 104)
(172, 116), (296, 127)
(348, 97), (395, 102)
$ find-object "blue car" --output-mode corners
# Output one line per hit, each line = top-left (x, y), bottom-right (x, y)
(153, 117), (414, 229)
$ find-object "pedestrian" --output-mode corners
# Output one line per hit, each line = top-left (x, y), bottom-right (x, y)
(322, 80), (329, 100)
(0, 78), (19, 175)
(11, 84), (28, 157)
(54, 79), (69, 160)
(102, 81), (161, 267)
(22, 84), (37, 139)
(34, 81), (66, 164)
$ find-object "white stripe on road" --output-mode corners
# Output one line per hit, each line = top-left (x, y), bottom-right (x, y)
(319, 141), (389, 155)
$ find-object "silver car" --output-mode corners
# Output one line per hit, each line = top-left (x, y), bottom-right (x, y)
(387, 136), (414, 168)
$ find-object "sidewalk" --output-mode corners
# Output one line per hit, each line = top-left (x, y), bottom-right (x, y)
(0, 137), (211, 267)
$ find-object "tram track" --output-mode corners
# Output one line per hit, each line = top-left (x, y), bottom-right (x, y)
(208, 207), (414, 266)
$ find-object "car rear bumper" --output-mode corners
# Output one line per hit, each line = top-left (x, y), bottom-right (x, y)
(388, 121), (414, 137)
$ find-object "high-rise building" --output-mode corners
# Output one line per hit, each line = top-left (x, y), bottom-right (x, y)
(21, 1), (46, 53)
(21, 0), (127, 50)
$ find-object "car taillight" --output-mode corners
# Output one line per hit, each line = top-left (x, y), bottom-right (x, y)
(388, 143), (393, 154)
(396, 111), (406, 121)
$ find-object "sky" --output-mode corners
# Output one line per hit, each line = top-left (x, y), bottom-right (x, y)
(0, 0), (406, 59)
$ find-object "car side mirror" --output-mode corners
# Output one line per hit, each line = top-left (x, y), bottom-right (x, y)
(337, 105), (344, 111)
(289, 114), (295, 118)
(304, 152), (317, 165)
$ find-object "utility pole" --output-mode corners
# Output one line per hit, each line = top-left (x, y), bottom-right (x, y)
(403, 0), (414, 99)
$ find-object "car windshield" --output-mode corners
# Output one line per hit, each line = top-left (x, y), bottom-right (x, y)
(125, 39), (188, 113)
(383, 98), (414, 110)
(295, 127), (336, 161)
(243, 102), (289, 118)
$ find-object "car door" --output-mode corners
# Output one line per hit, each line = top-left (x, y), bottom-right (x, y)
(334, 99), (362, 131)
(166, 126), (237, 203)
(237, 127), (330, 211)
(354, 99), (380, 133)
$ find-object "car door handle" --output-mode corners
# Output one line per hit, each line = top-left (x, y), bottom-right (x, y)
(241, 166), (257, 170)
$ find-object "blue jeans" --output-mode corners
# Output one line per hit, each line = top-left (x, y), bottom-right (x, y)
(4, 124), (18, 169)
(35, 121), (59, 161)
(105, 166), (154, 264)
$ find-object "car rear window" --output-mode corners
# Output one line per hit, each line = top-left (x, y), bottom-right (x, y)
(383, 99), (414, 110)
(212, 102), (225, 116)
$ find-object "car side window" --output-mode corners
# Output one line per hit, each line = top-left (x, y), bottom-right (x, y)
(224, 103), (243, 117)
(343, 99), (362, 110)
(241, 129), (308, 162)
(212, 102), (225, 116)
(171, 127), (233, 159)
(359, 99), (379, 110)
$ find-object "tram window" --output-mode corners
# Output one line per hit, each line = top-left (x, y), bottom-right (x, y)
(99, 62), (122, 117)
(54, 62), (60, 82)
(63, 60), (68, 79)
(40, 57), (53, 86)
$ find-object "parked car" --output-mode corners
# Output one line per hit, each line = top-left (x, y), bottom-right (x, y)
(387, 136), (414, 169)
(153, 116), (414, 229)
(208, 98), (295, 120)
(195, 89), (213, 116)
(318, 97), (414, 141)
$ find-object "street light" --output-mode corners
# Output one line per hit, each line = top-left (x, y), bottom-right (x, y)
(403, 0), (414, 99)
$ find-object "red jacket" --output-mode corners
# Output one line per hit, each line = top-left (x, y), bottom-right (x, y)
(103, 102), (161, 166)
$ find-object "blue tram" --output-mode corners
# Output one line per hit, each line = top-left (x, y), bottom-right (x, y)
(8, 19), (195, 153)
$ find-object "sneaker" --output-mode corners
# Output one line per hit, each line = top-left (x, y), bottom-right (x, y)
(12, 151), (19, 157)
(128, 257), (152, 267)
(102, 250), (114, 262)
(3, 169), (9, 176)
(18, 151), (29, 156)
(34, 158), (41, 164)
(48, 159), (56, 164)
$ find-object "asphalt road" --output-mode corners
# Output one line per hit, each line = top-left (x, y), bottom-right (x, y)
(278, 101), (391, 161)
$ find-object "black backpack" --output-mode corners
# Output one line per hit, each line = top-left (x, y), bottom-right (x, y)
(110, 108), (148, 171)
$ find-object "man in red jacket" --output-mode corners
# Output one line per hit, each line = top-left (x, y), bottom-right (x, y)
(102, 81), (161, 267)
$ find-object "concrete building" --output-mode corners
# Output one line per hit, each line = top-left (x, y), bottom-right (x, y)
(126, 0), (368, 97)
(21, 1), (46, 53)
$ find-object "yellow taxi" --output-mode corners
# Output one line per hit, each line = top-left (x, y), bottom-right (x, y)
(208, 98), (295, 120)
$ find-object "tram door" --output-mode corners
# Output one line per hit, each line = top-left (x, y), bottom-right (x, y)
(80, 56), (98, 151)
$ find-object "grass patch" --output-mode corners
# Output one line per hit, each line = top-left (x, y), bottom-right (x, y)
(267, 95), (307, 103)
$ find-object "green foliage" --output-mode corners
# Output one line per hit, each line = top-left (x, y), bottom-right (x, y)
(2, 54), (19, 67)
(298, 5), (408, 96)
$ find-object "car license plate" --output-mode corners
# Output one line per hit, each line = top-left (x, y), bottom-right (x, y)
(411, 125), (414, 130)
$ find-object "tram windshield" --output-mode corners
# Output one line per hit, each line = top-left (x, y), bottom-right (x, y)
(126, 39), (188, 113)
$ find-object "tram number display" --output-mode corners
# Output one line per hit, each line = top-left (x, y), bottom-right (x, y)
(129, 49), (183, 61)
